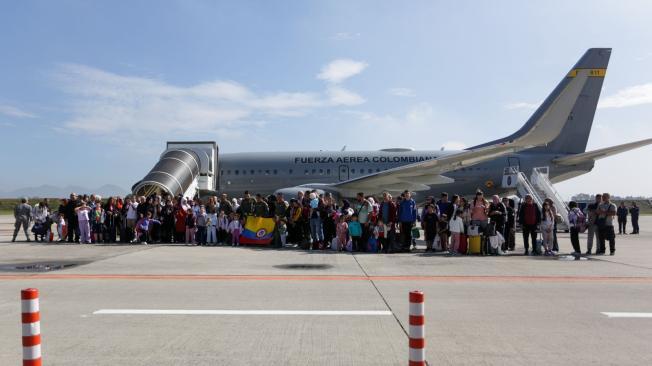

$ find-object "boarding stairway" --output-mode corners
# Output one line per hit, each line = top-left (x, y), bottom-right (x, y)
(502, 166), (569, 229)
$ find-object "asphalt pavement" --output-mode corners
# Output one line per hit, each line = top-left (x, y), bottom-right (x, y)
(1, 215), (651, 365)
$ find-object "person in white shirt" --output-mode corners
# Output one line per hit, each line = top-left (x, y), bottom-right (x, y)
(228, 213), (242, 246)
(75, 201), (92, 244)
(449, 210), (465, 255)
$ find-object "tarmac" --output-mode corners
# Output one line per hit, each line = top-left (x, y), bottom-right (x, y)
(1, 215), (651, 365)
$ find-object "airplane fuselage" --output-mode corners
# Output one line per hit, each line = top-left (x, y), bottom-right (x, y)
(216, 149), (594, 199)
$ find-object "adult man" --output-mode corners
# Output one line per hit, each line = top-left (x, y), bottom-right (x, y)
(65, 193), (81, 243)
(398, 190), (418, 251)
(629, 202), (640, 234)
(617, 202), (628, 235)
(585, 194), (602, 255)
(12, 198), (32, 242)
(596, 193), (617, 255)
(517, 194), (541, 255)
(274, 193), (289, 220)
(380, 192), (398, 253)
(219, 194), (233, 216)
(239, 191), (255, 217)
(253, 194), (269, 217)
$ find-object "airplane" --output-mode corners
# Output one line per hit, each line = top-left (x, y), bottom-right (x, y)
(132, 48), (652, 204)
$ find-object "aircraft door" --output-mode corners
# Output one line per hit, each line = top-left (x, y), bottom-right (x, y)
(507, 157), (521, 170)
(338, 165), (350, 181)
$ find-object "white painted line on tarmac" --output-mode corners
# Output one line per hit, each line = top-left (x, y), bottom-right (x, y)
(601, 312), (652, 318)
(94, 309), (393, 316)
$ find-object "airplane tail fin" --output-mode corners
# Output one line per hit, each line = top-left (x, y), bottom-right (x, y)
(471, 48), (611, 154)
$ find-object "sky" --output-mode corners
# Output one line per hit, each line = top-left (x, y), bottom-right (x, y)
(1, 0), (651, 198)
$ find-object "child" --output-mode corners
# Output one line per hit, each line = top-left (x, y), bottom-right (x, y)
(91, 204), (105, 244)
(228, 213), (242, 246)
(195, 206), (208, 246)
(438, 214), (449, 252)
(75, 201), (92, 244)
(57, 212), (66, 242)
(135, 212), (160, 245)
(217, 210), (229, 244)
(207, 209), (218, 245)
(348, 214), (362, 252)
(374, 219), (388, 253)
(278, 219), (288, 247)
(449, 210), (465, 255)
(336, 215), (348, 251)
(185, 208), (196, 245)
(422, 205), (438, 251)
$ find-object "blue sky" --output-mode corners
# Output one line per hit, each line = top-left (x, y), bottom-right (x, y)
(1, 0), (651, 197)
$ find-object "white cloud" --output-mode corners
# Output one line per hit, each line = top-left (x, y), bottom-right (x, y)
(0, 104), (36, 118)
(331, 32), (361, 41)
(598, 83), (652, 109)
(53, 62), (367, 138)
(387, 87), (416, 97)
(317, 59), (368, 84)
(327, 86), (365, 106)
(504, 102), (538, 110)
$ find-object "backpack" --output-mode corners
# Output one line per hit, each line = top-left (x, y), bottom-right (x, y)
(576, 210), (587, 233)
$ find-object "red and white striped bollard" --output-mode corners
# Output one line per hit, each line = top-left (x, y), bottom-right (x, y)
(409, 290), (425, 366)
(21, 288), (42, 366)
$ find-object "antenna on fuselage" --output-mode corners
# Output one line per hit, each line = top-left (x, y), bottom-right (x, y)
(341, 145), (347, 151)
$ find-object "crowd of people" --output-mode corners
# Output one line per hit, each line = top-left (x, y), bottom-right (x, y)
(10, 189), (641, 257)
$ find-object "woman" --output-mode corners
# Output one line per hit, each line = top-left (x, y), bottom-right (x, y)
(470, 191), (489, 230)
(104, 197), (118, 243)
(422, 204), (438, 251)
(541, 202), (555, 256)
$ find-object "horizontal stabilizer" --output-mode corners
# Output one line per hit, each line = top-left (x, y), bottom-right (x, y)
(553, 138), (652, 165)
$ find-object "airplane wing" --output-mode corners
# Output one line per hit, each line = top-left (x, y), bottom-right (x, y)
(324, 61), (594, 196)
(552, 138), (652, 166)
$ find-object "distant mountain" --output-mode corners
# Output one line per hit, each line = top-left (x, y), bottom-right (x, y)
(0, 184), (129, 198)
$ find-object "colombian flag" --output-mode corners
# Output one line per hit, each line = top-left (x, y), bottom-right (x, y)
(239, 216), (276, 245)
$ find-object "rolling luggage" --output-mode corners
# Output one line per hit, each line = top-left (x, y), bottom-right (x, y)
(468, 235), (482, 254)
(458, 234), (468, 254)
(468, 225), (480, 236)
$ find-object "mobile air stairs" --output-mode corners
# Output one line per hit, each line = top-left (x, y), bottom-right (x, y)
(502, 166), (569, 230)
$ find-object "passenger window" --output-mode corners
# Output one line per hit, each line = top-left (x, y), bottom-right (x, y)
(351, 168), (356, 174)
(220, 170), (224, 175)
(311, 169), (316, 174)
(305, 169), (309, 175)
(289, 169), (293, 174)
(368, 168), (372, 174)
(265, 170), (270, 175)
(273, 169), (278, 175)
(251, 170), (255, 175)
(376, 168), (380, 172)
(319, 169), (323, 175)
(326, 169), (331, 175)
(227, 170), (231, 175)
(235, 170), (239, 175)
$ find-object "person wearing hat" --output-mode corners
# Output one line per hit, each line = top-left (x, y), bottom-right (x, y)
(12, 197), (33, 242)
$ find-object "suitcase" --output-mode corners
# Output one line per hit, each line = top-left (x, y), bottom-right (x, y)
(468, 235), (482, 254)
(458, 234), (468, 254)
(468, 225), (480, 236)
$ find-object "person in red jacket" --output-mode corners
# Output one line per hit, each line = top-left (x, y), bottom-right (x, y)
(174, 206), (187, 243)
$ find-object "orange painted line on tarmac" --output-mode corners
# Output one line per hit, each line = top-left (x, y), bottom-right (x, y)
(0, 274), (651, 283)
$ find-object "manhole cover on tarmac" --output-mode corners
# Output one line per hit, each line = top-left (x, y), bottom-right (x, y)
(274, 264), (333, 270)
(0, 261), (83, 272)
